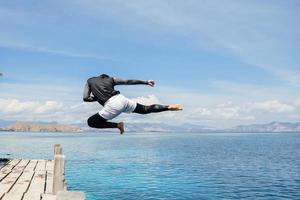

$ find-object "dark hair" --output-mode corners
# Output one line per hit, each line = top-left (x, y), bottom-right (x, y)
(99, 74), (109, 78)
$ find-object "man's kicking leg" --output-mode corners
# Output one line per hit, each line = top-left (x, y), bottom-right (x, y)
(133, 103), (182, 114)
(87, 103), (182, 134)
(87, 113), (125, 134)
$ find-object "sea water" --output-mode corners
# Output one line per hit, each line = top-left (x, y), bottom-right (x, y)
(0, 132), (299, 200)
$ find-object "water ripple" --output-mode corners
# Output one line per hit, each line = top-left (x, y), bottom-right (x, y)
(1, 132), (300, 199)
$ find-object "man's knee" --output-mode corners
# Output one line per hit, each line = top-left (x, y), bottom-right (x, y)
(87, 113), (106, 128)
(87, 117), (95, 128)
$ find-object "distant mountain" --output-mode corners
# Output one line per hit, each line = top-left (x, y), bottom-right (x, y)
(231, 121), (300, 133)
(73, 122), (212, 133)
(1, 119), (300, 133)
(6, 121), (81, 132)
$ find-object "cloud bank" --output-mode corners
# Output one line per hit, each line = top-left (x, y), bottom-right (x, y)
(1, 96), (300, 128)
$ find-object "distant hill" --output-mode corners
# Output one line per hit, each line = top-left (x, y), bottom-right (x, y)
(1, 119), (300, 133)
(231, 121), (300, 133)
(6, 121), (81, 132)
(69, 121), (300, 133)
(73, 122), (212, 133)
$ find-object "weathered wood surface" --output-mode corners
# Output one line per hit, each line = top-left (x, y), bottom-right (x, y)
(0, 159), (59, 200)
(57, 191), (85, 200)
(0, 145), (85, 200)
(45, 160), (54, 194)
(0, 159), (23, 199)
(52, 155), (65, 195)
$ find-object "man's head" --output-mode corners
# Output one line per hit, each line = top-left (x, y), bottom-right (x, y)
(99, 74), (109, 78)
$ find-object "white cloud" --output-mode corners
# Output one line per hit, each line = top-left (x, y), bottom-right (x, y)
(0, 98), (96, 123)
(252, 100), (295, 113)
(190, 102), (255, 121)
(34, 101), (63, 114)
(131, 94), (160, 105)
(1, 1), (299, 128)
(184, 99), (297, 127)
(288, 114), (300, 120)
(294, 98), (300, 107)
(0, 98), (62, 116)
(1, 96), (299, 128)
(1, 78), (299, 128)
(0, 95), (162, 123)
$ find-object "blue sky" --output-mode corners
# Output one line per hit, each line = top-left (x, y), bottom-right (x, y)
(0, 0), (300, 128)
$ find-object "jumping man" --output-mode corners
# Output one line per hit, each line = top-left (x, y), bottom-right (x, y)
(83, 74), (183, 134)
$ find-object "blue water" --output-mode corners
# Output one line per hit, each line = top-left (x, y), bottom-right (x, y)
(1, 132), (300, 200)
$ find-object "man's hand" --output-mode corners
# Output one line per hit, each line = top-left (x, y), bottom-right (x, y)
(147, 80), (155, 87)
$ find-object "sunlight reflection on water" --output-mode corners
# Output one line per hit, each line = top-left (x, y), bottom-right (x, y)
(1, 132), (300, 200)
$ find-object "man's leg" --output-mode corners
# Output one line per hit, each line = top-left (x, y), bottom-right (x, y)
(87, 113), (124, 134)
(133, 103), (182, 114)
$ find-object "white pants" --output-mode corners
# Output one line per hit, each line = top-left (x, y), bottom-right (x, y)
(99, 94), (137, 120)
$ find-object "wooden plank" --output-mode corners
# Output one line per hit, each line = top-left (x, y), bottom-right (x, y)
(12, 160), (29, 173)
(24, 160), (38, 172)
(53, 155), (65, 194)
(8, 170), (34, 194)
(46, 160), (54, 171)
(42, 194), (56, 200)
(0, 146), (85, 200)
(57, 191), (85, 200)
(14, 159), (29, 167)
(1, 159), (21, 172)
(23, 192), (41, 200)
(23, 169), (46, 200)
(6, 159), (20, 166)
(3, 160), (12, 165)
(1, 159), (29, 180)
(1, 192), (23, 200)
(0, 168), (23, 195)
(0, 167), (12, 175)
(0, 159), (10, 171)
(0, 171), (10, 181)
(45, 161), (54, 194)
(0, 192), (5, 200)
(0, 159), (20, 172)
(0, 160), (29, 199)
(26, 170), (46, 194)
(45, 171), (53, 194)
(35, 160), (46, 171)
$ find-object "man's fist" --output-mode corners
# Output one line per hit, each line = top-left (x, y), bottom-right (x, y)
(147, 80), (155, 87)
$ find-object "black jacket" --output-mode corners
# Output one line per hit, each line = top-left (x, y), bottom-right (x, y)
(83, 74), (148, 106)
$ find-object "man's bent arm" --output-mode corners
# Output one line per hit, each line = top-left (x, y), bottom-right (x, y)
(83, 82), (97, 102)
(113, 78), (148, 85)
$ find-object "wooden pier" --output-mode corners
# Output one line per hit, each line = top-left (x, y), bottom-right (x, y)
(0, 145), (85, 200)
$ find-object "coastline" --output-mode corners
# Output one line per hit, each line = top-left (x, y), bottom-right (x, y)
(1, 120), (300, 133)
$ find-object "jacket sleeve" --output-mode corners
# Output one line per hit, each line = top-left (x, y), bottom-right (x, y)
(113, 77), (148, 85)
(83, 82), (97, 102)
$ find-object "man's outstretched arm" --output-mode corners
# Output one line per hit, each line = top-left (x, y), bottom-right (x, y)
(113, 78), (155, 87)
(83, 82), (97, 102)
